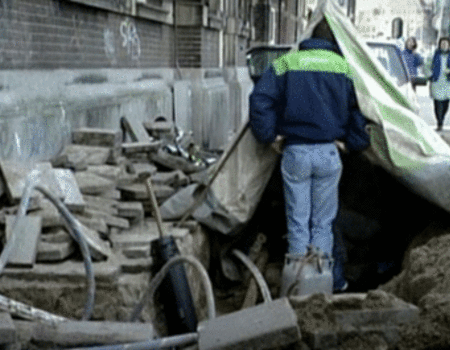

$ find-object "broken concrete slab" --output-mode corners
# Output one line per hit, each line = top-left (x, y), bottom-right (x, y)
(36, 240), (75, 262)
(98, 189), (122, 200)
(31, 320), (156, 347)
(54, 169), (86, 213)
(0, 312), (16, 344)
(122, 141), (162, 155)
(198, 298), (301, 350)
(74, 171), (116, 195)
(84, 196), (119, 216)
(77, 222), (112, 261)
(120, 116), (153, 143)
(72, 127), (122, 149)
(40, 228), (72, 243)
(6, 215), (42, 267)
(116, 251), (153, 274)
(75, 215), (109, 235)
(151, 149), (206, 174)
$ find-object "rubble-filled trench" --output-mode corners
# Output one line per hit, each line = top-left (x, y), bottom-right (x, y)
(0, 122), (450, 349)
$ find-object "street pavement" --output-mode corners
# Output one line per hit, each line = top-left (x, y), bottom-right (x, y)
(415, 84), (444, 129)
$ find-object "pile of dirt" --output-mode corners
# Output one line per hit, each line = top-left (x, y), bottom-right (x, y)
(381, 220), (450, 349)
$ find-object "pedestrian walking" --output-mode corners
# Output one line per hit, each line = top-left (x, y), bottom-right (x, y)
(429, 37), (450, 131)
(402, 37), (424, 90)
(249, 18), (370, 293)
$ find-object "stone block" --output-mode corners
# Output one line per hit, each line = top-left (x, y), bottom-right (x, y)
(28, 199), (65, 228)
(75, 215), (109, 235)
(74, 172), (116, 195)
(197, 298), (301, 350)
(84, 208), (130, 230)
(54, 145), (112, 168)
(152, 170), (189, 187)
(77, 222), (112, 261)
(116, 201), (145, 221)
(0, 312), (16, 344)
(36, 240), (75, 262)
(40, 228), (72, 243)
(120, 116), (152, 143)
(31, 320), (155, 347)
(84, 196), (119, 216)
(151, 149), (206, 174)
(87, 165), (124, 181)
(72, 127), (122, 149)
(128, 162), (158, 178)
(98, 189), (122, 200)
(5, 215), (42, 267)
(118, 183), (175, 201)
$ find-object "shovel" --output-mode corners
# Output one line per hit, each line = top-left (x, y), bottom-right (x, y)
(144, 176), (198, 335)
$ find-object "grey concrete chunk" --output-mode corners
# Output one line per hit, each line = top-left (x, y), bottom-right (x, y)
(77, 222), (112, 261)
(36, 240), (75, 262)
(40, 228), (72, 243)
(119, 183), (175, 201)
(28, 199), (65, 228)
(152, 170), (189, 187)
(116, 201), (144, 221)
(87, 164), (125, 181)
(0, 312), (16, 344)
(74, 171), (116, 195)
(84, 196), (119, 216)
(120, 116), (152, 143)
(198, 298), (301, 350)
(75, 215), (109, 235)
(84, 208), (130, 230)
(54, 144), (112, 168)
(72, 127), (122, 148)
(32, 320), (155, 346)
(54, 169), (86, 213)
(128, 162), (158, 178)
(6, 215), (42, 267)
(98, 189), (122, 200)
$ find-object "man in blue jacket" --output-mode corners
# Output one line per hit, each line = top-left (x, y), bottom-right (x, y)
(249, 18), (370, 292)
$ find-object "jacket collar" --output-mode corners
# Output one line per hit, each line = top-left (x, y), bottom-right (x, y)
(299, 38), (337, 51)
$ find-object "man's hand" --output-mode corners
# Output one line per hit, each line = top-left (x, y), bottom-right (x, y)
(271, 135), (285, 154)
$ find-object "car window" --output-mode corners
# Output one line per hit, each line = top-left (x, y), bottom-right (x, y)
(367, 43), (409, 87)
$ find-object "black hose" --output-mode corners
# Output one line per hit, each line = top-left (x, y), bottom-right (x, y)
(130, 255), (215, 322)
(63, 332), (198, 350)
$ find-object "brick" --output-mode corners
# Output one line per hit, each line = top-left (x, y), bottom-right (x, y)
(6, 215), (42, 267)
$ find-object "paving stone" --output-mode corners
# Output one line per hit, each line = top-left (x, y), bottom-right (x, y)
(54, 169), (86, 213)
(6, 215), (42, 267)
(98, 189), (122, 200)
(72, 127), (122, 149)
(74, 172), (116, 195)
(31, 320), (155, 346)
(84, 196), (119, 216)
(36, 240), (75, 262)
(75, 215), (109, 235)
(84, 208), (130, 230)
(54, 145), (112, 168)
(40, 228), (72, 243)
(0, 312), (16, 344)
(86, 164), (124, 181)
(116, 201), (144, 221)
(122, 141), (162, 154)
(118, 183), (175, 201)
(0, 161), (63, 203)
(198, 298), (301, 350)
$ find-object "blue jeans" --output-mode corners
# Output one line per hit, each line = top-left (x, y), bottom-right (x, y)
(281, 143), (342, 256)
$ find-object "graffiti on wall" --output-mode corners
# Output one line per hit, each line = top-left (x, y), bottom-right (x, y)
(120, 18), (141, 60)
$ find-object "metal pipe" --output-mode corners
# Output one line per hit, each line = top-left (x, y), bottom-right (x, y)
(231, 249), (272, 303)
(130, 255), (216, 322)
(63, 332), (199, 350)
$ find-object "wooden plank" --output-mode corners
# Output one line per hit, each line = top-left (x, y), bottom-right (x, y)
(6, 215), (42, 267)
(54, 169), (86, 213)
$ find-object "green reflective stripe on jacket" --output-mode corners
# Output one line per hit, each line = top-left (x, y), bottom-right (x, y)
(273, 49), (351, 77)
